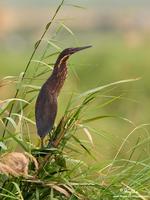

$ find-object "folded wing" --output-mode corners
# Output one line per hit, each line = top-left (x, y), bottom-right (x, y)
(35, 84), (57, 139)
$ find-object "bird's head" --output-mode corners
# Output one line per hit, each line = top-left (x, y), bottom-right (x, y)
(55, 45), (92, 67)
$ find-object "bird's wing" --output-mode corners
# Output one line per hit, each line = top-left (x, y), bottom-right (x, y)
(35, 85), (57, 139)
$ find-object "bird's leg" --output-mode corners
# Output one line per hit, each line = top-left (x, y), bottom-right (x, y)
(47, 130), (54, 148)
(41, 138), (44, 148)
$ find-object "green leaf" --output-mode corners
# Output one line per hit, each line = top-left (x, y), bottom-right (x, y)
(0, 98), (29, 115)
(0, 186), (17, 199)
(12, 113), (36, 125)
(66, 3), (86, 9)
(79, 78), (141, 98)
(60, 22), (74, 35)
(43, 51), (60, 60)
(12, 182), (24, 200)
(47, 40), (62, 51)
(16, 72), (24, 90)
(31, 60), (53, 70)
(72, 135), (96, 160)
(3, 117), (17, 129)
(22, 84), (41, 90)
(0, 141), (7, 150)
(6, 130), (29, 152)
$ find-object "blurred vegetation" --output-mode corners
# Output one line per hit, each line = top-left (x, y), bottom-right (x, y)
(0, 0), (150, 199)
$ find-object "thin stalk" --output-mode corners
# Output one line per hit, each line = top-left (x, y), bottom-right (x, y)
(2, 0), (65, 139)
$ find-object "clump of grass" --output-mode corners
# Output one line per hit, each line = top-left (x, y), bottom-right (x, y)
(0, 1), (150, 200)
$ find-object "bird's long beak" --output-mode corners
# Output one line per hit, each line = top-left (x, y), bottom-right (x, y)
(69, 45), (92, 54)
(54, 45), (92, 67)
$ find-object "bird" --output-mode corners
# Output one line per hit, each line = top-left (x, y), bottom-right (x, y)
(35, 45), (92, 147)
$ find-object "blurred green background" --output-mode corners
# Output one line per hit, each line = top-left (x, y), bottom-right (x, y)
(1, 0), (150, 161)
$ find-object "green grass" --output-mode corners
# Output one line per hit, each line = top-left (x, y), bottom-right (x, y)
(1, 1), (150, 199)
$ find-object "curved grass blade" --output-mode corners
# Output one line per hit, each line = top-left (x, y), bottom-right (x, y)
(79, 78), (141, 98)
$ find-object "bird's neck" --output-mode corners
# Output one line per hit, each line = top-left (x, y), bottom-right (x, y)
(46, 59), (68, 96)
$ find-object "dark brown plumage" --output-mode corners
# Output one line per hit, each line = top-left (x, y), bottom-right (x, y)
(35, 46), (92, 146)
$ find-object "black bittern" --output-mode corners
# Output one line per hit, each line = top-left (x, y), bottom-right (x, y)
(35, 45), (92, 147)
